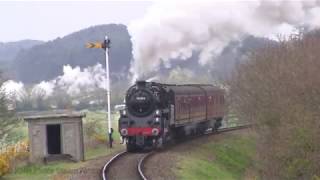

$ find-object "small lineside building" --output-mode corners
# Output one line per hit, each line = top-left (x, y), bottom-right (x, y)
(24, 111), (85, 164)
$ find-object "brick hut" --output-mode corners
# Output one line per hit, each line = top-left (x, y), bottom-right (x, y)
(24, 111), (85, 163)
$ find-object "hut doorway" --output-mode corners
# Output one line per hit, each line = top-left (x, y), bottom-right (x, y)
(46, 124), (61, 154)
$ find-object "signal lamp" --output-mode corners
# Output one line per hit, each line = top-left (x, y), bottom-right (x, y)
(155, 110), (161, 115)
(155, 117), (160, 122)
(121, 110), (127, 116)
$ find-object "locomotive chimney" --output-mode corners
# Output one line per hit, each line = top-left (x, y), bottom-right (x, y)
(136, 80), (147, 89)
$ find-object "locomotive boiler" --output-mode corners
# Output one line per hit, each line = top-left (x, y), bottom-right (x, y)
(119, 81), (225, 151)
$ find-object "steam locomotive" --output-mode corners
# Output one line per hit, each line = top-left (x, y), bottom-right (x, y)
(119, 81), (225, 151)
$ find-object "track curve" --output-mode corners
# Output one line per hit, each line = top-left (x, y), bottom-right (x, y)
(102, 124), (251, 180)
(138, 151), (154, 180)
(102, 150), (152, 180)
(102, 151), (127, 180)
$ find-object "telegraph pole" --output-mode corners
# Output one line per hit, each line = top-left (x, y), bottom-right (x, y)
(86, 36), (113, 148)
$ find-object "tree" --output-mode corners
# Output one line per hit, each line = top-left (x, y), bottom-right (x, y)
(0, 77), (19, 141)
(228, 31), (320, 179)
(31, 88), (49, 111)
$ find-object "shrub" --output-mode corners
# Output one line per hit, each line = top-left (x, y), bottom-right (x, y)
(229, 31), (320, 179)
(0, 156), (9, 177)
(0, 140), (29, 177)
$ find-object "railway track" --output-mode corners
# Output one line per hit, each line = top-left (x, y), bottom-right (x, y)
(102, 150), (153, 180)
(213, 124), (251, 134)
(102, 124), (251, 180)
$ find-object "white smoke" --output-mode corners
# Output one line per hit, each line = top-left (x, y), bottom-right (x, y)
(129, 0), (320, 80)
(1, 63), (107, 101)
(56, 64), (107, 95)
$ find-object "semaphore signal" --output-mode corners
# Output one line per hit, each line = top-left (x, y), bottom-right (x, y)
(86, 39), (110, 50)
(86, 36), (113, 148)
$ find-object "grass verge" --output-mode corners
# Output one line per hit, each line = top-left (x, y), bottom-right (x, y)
(176, 133), (255, 180)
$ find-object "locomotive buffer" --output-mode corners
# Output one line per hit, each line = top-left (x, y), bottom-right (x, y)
(86, 36), (113, 148)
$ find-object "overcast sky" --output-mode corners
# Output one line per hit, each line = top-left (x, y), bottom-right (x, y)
(0, 1), (153, 42)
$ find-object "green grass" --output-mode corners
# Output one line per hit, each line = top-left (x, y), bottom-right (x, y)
(82, 111), (123, 160)
(225, 113), (242, 128)
(176, 134), (255, 180)
(4, 144), (124, 180)
(84, 111), (121, 140)
(3, 161), (83, 180)
(1, 121), (28, 146)
(85, 143), (122, 160)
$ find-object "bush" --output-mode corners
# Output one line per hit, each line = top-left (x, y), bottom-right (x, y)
(229, 31), (320, 179)
(0, 140), (29, 177)
(0, 155), (10, 176)
(93, 133), (107, 143)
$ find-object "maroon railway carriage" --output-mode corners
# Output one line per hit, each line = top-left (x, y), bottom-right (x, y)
(119, 81), (225, 151)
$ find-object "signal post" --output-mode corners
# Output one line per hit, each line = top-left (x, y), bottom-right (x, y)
(86, 36), (113, 148)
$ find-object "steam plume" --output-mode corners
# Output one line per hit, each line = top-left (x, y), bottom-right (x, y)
(1, 63), (107, 101)
(129, 0), (320, 80)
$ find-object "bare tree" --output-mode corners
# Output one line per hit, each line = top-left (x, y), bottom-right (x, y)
(228, 31), (320, 179)
(0, 77), (19, 141)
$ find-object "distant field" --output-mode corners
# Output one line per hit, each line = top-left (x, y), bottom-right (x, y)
(84, 111), (121, 142)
